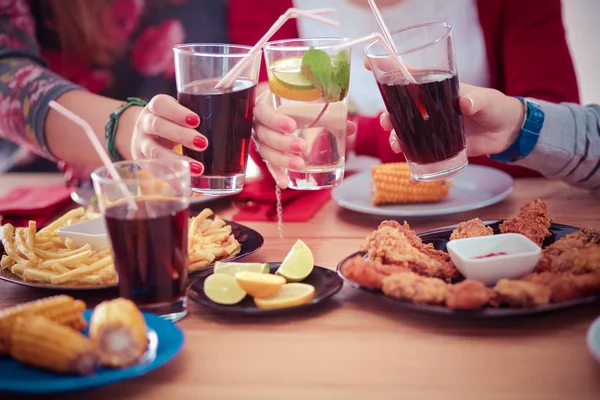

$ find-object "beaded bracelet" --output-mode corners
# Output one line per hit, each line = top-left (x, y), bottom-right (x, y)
(105, 97), (148, 162)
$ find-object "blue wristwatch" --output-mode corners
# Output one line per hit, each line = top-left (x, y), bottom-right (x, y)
(490, 97), (545, 163)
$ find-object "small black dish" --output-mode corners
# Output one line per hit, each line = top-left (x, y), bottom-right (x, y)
(187, 219), (265, 279)
(337, 221), (600, 319)
(188, 263), (343, 316)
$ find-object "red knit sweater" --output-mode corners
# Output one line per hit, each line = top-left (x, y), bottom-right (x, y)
(229, 0), (580, 179)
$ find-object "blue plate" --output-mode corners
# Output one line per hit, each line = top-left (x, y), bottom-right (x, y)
(587, 316), (600, 364)
(0, 310), (184, 394)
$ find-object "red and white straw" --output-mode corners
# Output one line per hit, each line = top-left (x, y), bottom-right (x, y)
(215, 8), (340, 89)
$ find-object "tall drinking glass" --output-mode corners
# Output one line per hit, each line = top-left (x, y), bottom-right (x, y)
(173, 44), (262, 195)
(365, 22), (467, 181)
(91, 160), (191, 322)
(264, 38), (351, 190)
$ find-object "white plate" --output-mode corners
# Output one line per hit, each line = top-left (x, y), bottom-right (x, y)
(190, 193), (232, 204)
(587, 316), (600, 364)
(331, 164), (514, 217)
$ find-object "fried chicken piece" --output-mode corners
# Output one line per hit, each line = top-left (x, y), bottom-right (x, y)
(536, 229), (600, 272)
(362, 221), (459, 282)
(499, 199), (552, 246)
(445, 280), (495, 310)
(340, 255), (409, 289)
(492, 279), (551, 307)
(539, 244), (600, 275)
(381, 272), (450, 305)
(522, 271), (600, 302)
(449, 218), (494, 241)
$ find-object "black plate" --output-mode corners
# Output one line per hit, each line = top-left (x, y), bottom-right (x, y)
(337, 221), (600, 318)
(187, 219), (265, 278)
(0, 219), (263, 291)
(188, 264), (343, 316)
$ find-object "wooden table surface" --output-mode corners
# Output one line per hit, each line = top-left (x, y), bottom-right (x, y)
(1, 174), (600, 400)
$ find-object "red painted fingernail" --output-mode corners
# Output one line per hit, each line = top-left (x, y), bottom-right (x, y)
(193, 136), (207, 149)
(57, 160), (69, 172)
(186, 114), (200, 126)
(190, 162), (203, 174)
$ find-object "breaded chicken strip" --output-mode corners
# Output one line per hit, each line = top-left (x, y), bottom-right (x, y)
(449, 218), (494, 241)
(446, 280), (495, 310)
(499, 199), (552, 246)
(341, 255), (409, 289)
(381, 272), (450, 305)
(522, 271), (600, 302)
(492, 279), (551, 307)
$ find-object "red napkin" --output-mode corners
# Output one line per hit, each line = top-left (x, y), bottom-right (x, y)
(232, 177), (331, 222)
(0, 185), (73, 227)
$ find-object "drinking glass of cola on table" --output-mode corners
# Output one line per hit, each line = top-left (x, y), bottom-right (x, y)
(173, 44), (262, 195)
(91, 160), (191, 322)
(365, 22), (467, 181)
(264, 38), (351, 189)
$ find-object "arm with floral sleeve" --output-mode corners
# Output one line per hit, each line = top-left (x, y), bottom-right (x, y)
(0, 0), (139, 167)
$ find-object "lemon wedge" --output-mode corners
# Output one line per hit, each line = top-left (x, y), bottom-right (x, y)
(267, 58), (322, 102)
(276, 239), (314, 282)
(235, 271), (286, 298)
(254, 283), (316, 309)
(214, 262), (270, 276)
(203, 274), (247, 305)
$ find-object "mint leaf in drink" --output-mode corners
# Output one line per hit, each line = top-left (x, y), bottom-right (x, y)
(332, 50), (350, 100)
(301, 47), (332, 100)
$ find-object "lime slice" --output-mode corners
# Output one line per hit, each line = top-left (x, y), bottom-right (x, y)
(270, 58), (314, 90)
(254, 283), (315, 309)
(275, 239), (314, 282)
(235, 271), (286, 298)
(213, 262), (270, 276)
(203, 274), (247, 305)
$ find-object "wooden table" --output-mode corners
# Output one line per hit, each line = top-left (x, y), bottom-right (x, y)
(1, 174), (600, 400)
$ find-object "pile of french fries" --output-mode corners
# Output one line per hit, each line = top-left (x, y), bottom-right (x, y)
(0, 206), (241, 286)
(188, 208), (241, 271)
(0, 208), (115, 286)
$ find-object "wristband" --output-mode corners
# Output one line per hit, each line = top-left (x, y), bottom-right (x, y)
(105, 97), (147, 162)
(490, 97), (544, 163)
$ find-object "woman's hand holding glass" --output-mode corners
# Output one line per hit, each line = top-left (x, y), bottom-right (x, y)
(130, 94), (208, 175)
(252, 91), (357, 189)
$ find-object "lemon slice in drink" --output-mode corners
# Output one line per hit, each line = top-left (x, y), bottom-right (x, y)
(203, 274), (247, 305)
(275, 239), (314, 282)
(235, 271), (286, 298)
(268, 58), (322, 102)
(214, 262), (270, 276)
(254, 283), (316, 309)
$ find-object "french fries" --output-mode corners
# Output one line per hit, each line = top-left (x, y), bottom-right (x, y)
(0, 206), (241, 286)
(0, 208), (115, 287)
(187, 209), (241, 271)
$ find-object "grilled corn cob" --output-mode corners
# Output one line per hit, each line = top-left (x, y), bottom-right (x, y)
(371, 163), (449, 205)
(90, 298), (148, 368)
(10, 316), (98, 375)
(0, 295), (86, 354)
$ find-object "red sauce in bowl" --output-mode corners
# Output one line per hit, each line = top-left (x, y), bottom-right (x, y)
(473, 252), (508, 259)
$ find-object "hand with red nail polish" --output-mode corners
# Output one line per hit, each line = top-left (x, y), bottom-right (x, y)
(252, 89), (357, 189)
(378, 83), (526, 158)
(130, 94), (207, 175)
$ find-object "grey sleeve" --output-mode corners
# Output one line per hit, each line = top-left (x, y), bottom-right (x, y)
(512, 100), (600, 190)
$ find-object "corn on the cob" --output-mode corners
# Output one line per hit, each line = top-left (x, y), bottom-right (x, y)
(0, 295), (86, 354)
(90, 298), (148, 368)
(10, 316), (98, 375)
(371, 163), (449, 205)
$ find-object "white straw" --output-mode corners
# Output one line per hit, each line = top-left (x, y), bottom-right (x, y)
(366, 0), (416, 84)
(49, 101), (138, 211)
(215, 8), (340, 89)
(333, 32), (414, 81)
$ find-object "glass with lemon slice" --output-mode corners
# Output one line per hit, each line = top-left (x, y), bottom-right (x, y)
(264, 38), (351, 190)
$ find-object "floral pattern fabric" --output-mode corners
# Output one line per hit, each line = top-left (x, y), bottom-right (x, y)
(0, 0), (228, 170)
